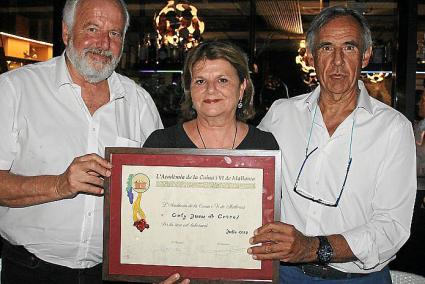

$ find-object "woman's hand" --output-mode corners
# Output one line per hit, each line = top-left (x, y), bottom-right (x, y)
(159, 273), (190, 284)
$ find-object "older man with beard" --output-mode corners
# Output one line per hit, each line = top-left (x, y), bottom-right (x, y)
(0, 0), (165, 283)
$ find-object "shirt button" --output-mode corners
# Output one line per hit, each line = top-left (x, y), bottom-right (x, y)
(92, 127), (96, 132)
(88, 212), (92, 217)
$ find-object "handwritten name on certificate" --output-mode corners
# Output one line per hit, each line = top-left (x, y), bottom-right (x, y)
(120, 165), (263, 269)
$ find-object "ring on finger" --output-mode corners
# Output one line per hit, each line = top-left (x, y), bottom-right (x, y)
(265, 243), (273, 254)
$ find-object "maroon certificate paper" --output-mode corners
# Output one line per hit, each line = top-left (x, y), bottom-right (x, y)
(103, 148), (281, 283)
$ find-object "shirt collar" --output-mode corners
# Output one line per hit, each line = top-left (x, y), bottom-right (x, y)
(54, 52), (126, 101)
(108, 72), (126, 101)
(304, 80), (373, 115)
(54, 52), (73, 89)
(304, 85), (321, 112)
(356, 80), (373, 115)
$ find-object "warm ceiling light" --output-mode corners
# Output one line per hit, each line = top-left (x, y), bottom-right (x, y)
(367, 72), (389, 83)
(154, 0), (205, 49)
(296, 40), (317, 87)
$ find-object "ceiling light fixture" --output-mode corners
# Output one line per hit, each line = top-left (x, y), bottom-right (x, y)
(154, 0), (205, 50)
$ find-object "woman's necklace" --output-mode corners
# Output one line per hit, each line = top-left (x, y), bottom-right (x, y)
(196, 120), (238, 149)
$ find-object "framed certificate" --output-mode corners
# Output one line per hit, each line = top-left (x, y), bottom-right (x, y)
(103, 148), (281, 283)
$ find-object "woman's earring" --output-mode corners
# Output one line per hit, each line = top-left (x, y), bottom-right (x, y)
(237, 99), (243, 109)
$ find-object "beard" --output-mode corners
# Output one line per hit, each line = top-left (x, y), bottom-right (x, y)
(65, 38), (122, 83)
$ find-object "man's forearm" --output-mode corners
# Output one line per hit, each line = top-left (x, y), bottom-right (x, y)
(327, 234), (357, 263)
(248, 222), (358, 264)
(298, 234), (357, 263)
(0, 171), (60, 207)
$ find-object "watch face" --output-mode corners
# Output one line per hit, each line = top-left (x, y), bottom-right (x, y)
(317, 236), (333, 264)
(319, 245), (332, 261)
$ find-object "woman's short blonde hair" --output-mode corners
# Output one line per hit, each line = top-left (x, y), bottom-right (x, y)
(181, 40), (255, 121)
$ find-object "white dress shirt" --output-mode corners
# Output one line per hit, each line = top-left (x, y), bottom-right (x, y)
(258, 81), (416, 273)
(0, 54), (163, 268)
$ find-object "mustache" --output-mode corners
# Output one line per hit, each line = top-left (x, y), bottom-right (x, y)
(83, 48), (113, 59)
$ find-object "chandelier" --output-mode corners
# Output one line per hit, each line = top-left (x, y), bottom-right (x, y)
(154, 0), (205, 50)
(295, 40), (317, 87)
(366, 72), (390, 84)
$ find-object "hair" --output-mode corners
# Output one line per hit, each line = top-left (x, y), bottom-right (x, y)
(306, 6), (372, 55)
(62, 0), (130, 36)
(181, 41), (255, 121)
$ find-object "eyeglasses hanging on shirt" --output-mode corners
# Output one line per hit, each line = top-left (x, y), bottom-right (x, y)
(293, 102), (357, 207)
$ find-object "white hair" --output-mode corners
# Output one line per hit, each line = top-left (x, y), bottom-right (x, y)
(62, 0), (130, 36)
(306, 6), (372, 55)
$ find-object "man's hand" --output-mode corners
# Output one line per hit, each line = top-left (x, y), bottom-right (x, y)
(159, 273), (190, 284)
(247, 221), (317, 263)
(55, 153), (112, 198)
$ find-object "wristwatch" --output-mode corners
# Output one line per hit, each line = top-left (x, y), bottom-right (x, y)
(316, 236), (333, 265)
